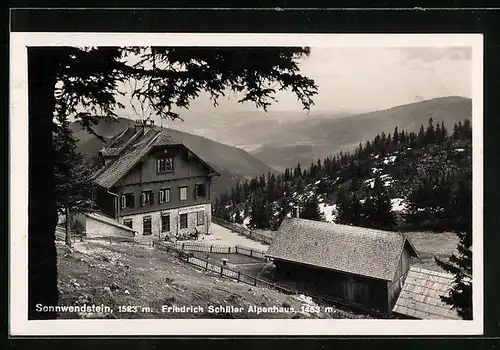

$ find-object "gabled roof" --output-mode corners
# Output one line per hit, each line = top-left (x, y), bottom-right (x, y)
(392, 266), (461, 320)
(94, 126), (219, 189)
(266, 217), (419, 281)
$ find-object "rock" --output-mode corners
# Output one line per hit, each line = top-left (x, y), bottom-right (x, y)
(124, 290), (130, 295)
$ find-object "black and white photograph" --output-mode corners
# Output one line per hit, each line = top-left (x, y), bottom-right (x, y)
(10, 33), (483, 336)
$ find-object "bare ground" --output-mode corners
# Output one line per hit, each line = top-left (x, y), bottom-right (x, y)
(57, 239), (364, 319)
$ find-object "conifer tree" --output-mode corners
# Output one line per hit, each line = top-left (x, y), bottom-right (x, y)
(300, 196), (325, 222)
(364, 176), (395, 230)
(53, 110), (97, 246)
(435, 172), (472, 319)
(335, 186), (352, 225)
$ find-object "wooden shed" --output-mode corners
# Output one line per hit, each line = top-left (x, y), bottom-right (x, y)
(392, 266), (461, 320)
(266, 217), (419, 316)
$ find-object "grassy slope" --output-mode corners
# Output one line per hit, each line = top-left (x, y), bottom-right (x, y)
(406, 232), (459, 272)
(57, 240), (367, 319)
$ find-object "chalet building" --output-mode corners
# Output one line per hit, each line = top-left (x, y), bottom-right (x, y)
(266, 217), (419, 316)
(91, 119), (220, 239)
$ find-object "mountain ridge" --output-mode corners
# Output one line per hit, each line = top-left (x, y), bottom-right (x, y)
(70, 117), (277, 198)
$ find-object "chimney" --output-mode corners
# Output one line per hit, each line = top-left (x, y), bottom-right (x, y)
(134, 118), (155, 132)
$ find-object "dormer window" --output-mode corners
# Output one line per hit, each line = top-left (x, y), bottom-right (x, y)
(157, 157), (174, 173)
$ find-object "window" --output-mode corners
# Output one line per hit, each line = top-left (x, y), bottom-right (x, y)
(123, 219), (133, 229)
(180, 213), (188, 229)
(159, 188), (170, 204)
(179, 186), (188, 201)
(195, 184), (207, 198)
(143, 216), (152, 235)
(161, 214), (170, 232)
(196, 211), (205, 226)
(157, 157), (174, 173)
(141, 191), (154, 206)
(120, 193), (135, 209)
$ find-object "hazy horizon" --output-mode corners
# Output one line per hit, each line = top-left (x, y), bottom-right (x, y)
(114, 46), (471, 129)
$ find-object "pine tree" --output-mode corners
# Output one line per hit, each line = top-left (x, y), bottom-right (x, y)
(300, 196), (325, 222)
(53, 110), (97, 246)
(364, 176), (395, 230)
(417, 124), (426, 146)
(435, 172), (472, 319)
(350, 192), (363, 226)
(335, 186), (352, 225)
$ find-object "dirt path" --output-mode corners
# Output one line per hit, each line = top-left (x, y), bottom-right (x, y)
(203, 223), (269, 252)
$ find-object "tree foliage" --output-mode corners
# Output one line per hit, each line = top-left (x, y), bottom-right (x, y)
(28, 46), (318, 319)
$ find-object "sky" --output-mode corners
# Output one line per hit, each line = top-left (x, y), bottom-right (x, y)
(119, 46), (472, 121)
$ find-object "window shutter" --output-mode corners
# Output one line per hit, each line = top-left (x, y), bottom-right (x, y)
(121, 195), (126, 209)
(130, 194), (135, 208)
(165, 189), (170, 202)
(157, 159), (161, 172)
(142, 193), (146, 206)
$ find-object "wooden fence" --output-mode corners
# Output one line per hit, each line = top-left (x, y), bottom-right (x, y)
(155, 242), (293, 293)
(172, 241), (267, 260)
(211, 217), (274, 244)
(154, 242), (363, 319)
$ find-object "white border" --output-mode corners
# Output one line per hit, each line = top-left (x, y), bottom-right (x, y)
(9, 33), (484, 336)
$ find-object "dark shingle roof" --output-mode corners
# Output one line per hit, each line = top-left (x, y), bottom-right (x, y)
(392, 266), (461, 320)
(266, 217), (418, 281)
(94, 126), (217, 189)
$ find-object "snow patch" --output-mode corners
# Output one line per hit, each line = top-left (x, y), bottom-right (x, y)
(319, 203), (336, 223)
(364, 178), (375, 189)
(243, 216), (250, 227)
(383, 155), (397, 164)
(391, 198), (407, 212)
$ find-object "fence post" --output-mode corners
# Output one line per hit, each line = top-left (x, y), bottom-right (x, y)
(210, 245), (213, 253)
(237, 271), (241, 282)
(254, 276), (257, 286)
(109, 236), (112, 244)
(250, 249), (253, 257)
(235, 246), (238, 254)
(205, 260), (209, 271)
(182, 243), (185, 250)
(220, 265), (224, 277)
(228, 246), (231, 254)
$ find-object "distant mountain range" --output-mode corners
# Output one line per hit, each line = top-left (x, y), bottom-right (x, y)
(70, 118), (276, 198)
(72, 96), (472, 196)
(246, 96), (472, 171)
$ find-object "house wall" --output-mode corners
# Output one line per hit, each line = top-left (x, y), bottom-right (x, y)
(387, 246), (412, 312)
(116, 146), (209, 186)
(95, 187), (118, 218)
(273, 260), (389, 314)
(113, 177), (211, 217)
(75, 214), (136, 239)
(110, 144), (212, 217)
(119, 202), (212, 241)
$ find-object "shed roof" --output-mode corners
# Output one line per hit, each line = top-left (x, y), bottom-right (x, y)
(392, 266), (461, 320)
(93, 126), (219, 189)
(266, 217), (418, 281)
